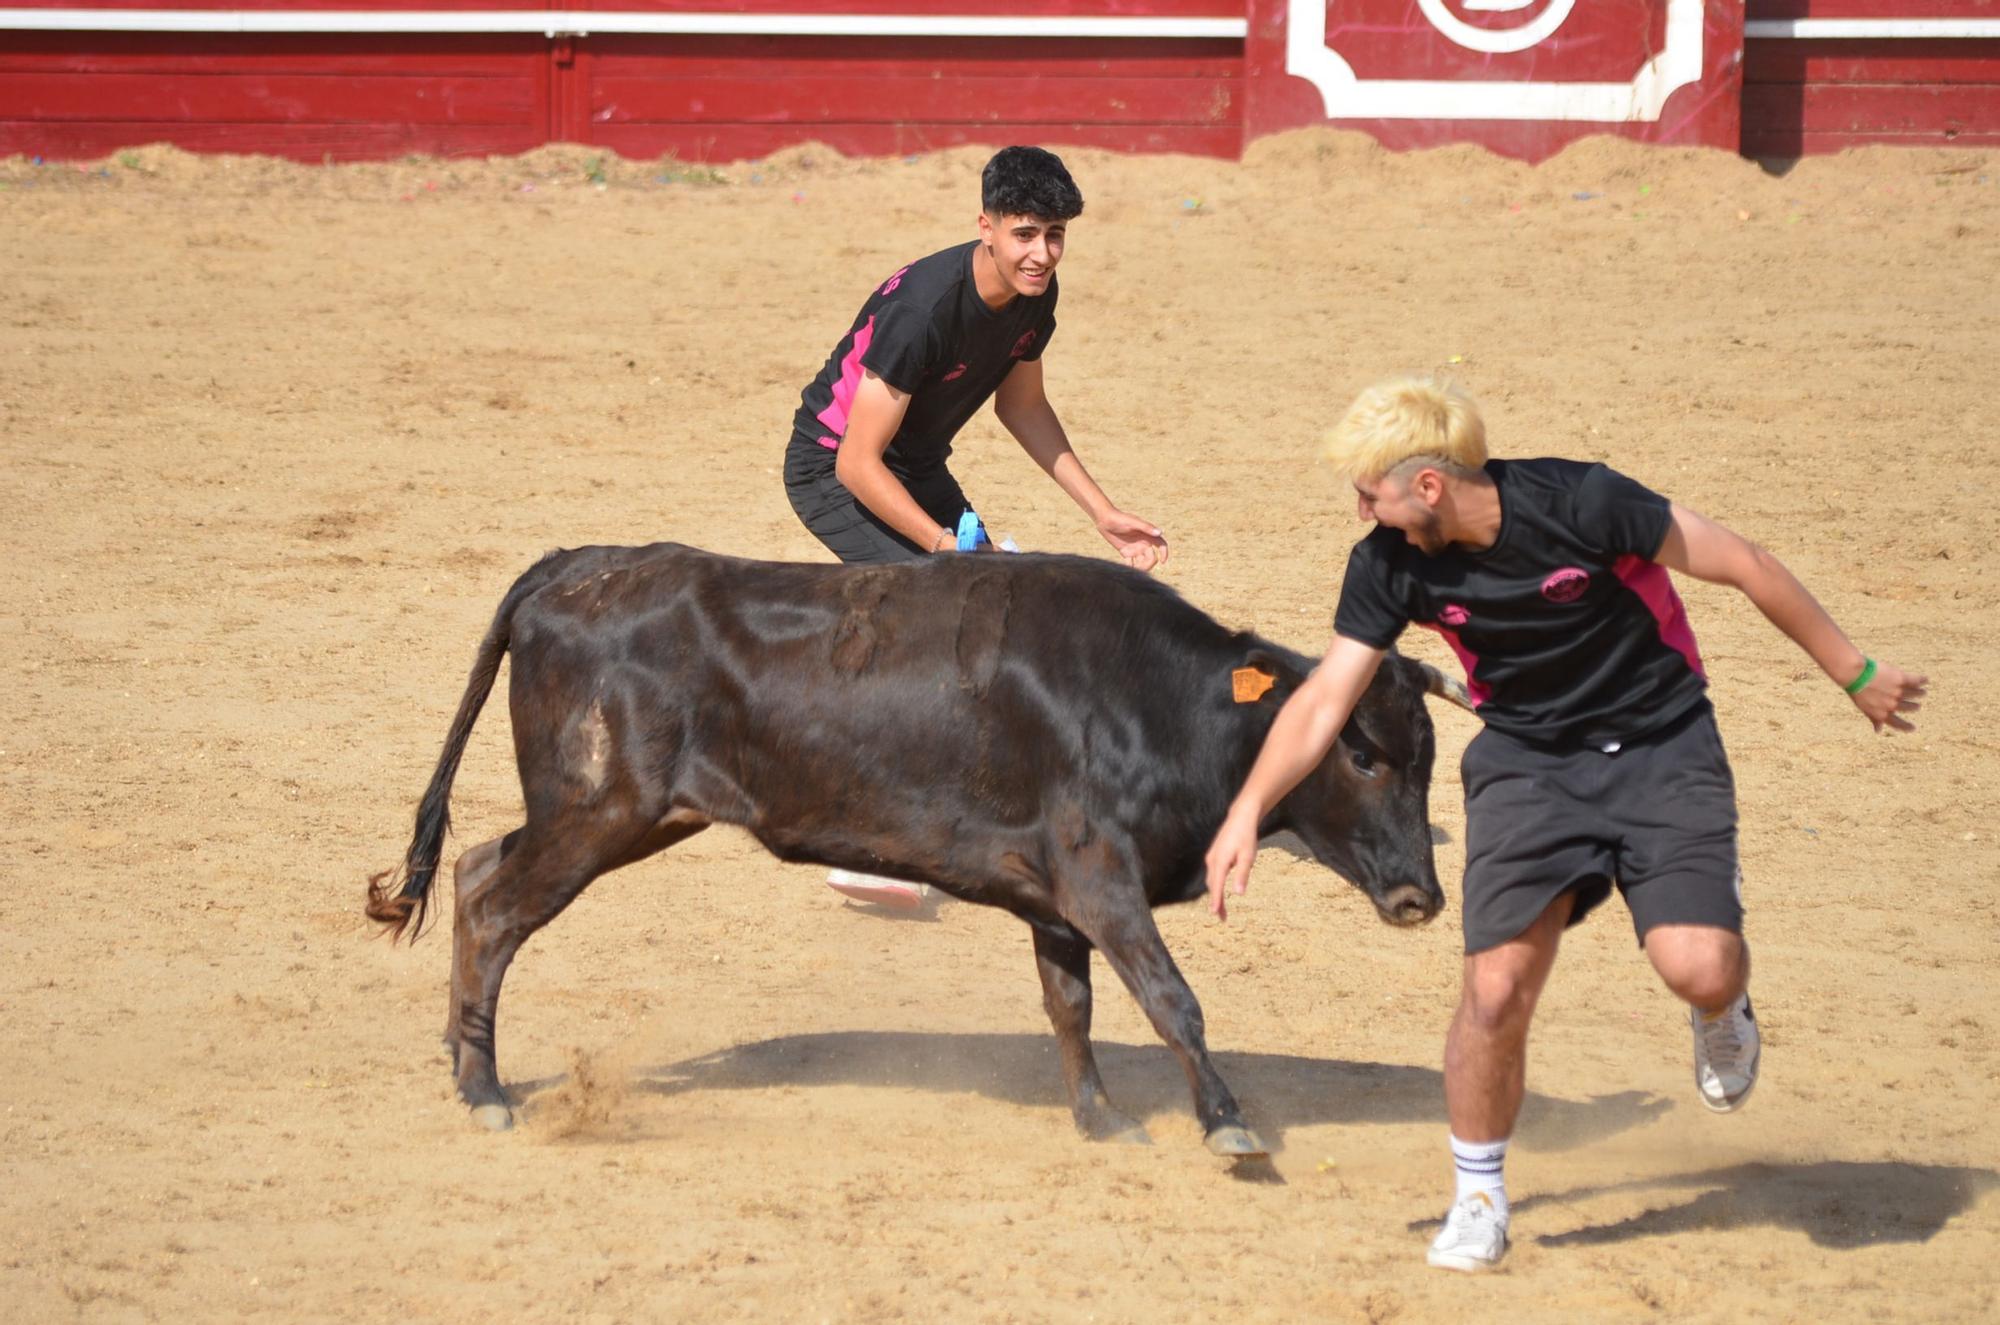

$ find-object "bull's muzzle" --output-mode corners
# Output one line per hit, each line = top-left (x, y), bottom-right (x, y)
(1376, 883), (1443, 927)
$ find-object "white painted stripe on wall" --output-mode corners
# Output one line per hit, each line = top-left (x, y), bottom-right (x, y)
(0, 8), (1250, 37)
(1745, 18), (2000, 40)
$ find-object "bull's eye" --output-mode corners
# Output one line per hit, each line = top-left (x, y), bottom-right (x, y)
(1350, 749), (1379, 778)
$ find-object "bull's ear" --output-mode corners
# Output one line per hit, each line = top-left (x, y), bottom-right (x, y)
(1414, 659), (1475, 713)
(1233, 648), (1300, 706)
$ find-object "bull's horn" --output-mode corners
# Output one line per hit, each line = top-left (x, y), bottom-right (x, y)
(1418, 661), (1475, 713)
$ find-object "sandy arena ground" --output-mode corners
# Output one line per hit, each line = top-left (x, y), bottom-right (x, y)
(3, 133), (1998, 1323)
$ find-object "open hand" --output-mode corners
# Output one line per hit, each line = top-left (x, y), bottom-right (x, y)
(1203, 805), (1261, 921)
(1097, 509), (1169, 573)
(1853, 660), (1927, 734)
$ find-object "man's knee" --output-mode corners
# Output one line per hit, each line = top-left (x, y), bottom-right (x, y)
(1644, 924), (1749, 1008)
(1458, 960), (1545, 1039)
(1455, 894), (1570, 1038)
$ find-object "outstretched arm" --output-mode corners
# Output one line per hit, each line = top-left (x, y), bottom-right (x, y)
(1204, 636), (1388, 919)
(1655, 503), (1926, 733)
(993, 357), (1168, 571)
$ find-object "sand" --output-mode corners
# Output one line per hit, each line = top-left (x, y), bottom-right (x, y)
(3, 131), (1998, 1322)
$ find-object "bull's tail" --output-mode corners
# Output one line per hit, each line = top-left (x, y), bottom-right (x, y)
(365, 552), (565, 942)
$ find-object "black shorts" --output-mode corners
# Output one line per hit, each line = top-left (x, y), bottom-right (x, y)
(1459, 701), (1743, 954)
(784, 439), (970, 566)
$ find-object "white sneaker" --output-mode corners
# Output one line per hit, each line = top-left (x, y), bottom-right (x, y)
(1427, 1192), (1508, 1272)
(1691, 993), (1760, 1113)
(825, 869), (928, 912)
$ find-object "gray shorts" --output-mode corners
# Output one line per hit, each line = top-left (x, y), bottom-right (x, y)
(784, 440), (970, 566)
(1459, 702), (1743, 954)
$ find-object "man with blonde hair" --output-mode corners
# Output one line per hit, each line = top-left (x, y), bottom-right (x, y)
(1204, 376), (1926, 1271)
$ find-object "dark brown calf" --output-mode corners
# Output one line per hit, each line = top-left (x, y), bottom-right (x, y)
(370, 544), (1456, 1154)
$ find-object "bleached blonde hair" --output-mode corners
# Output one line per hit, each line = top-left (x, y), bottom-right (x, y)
(1323, 376), (1488, 481)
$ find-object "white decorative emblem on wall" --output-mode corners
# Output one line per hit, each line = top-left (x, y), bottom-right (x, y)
(1284, 0), (1706, 122)
(1416, 0), (1577, 53)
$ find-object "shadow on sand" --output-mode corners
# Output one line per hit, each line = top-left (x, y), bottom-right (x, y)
(1511, 1161), (2000, 1250)
(510, 1028), (1667, 1156)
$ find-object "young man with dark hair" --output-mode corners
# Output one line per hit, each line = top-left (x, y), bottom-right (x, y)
(785, 145), (1168, 909)
(1203, 376), (1926, 1271)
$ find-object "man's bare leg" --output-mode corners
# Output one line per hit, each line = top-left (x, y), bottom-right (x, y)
(1429, 890), (1575, 1272)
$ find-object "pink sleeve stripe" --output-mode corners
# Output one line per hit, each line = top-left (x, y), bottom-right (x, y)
(1416, 622), (1492, 708)
(813, 314), (876, 446)
(1614, 554), (1706, 679)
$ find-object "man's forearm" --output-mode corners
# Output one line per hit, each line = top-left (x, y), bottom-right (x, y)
(1230, 643), (1385, 818)
(1046, 450), (1115, 521)
(1737, 546), (1868, 686)
(836, 452), (949, 550)
(1661, 504), (1871, 690)
(1232, 690), (1349, 820)
(1002, 403), (1114, 519)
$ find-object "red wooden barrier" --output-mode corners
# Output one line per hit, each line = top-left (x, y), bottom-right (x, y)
(1749, 0), (1995, 17)
(0, 3), (1250, 162)
(0, 31), (550, 159)
(1, 0), (1992, 162)
(1742, 0), (2000, 154)
(574, 33), (1244, 161)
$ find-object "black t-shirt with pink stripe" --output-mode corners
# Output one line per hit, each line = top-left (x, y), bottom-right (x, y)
(789, 240), (1056, 480)
(1334, 458), (1709, 747)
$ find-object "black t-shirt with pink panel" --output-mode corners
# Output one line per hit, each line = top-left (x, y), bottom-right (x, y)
(789, 240), (1056, 481)
(1334, 458), (1709, 747)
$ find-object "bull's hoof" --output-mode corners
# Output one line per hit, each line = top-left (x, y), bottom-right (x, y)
(469, 1102), (514, 1132)
(1204, 1125), (1268, 1159)
(1077, 1105), (1151, 1146)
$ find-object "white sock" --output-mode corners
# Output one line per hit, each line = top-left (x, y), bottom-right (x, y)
(1450, 1134), (1510, 1221)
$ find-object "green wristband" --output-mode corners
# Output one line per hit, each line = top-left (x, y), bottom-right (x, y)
(1843, 657), (1877, 695)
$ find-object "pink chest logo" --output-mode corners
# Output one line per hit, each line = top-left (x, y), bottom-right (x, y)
(1010, 330), (1037, 358)
(878, 265), (911, 296)
(942, 362), (968, 381)
(1438, 604), (1469, 627)
(1541, 568), (1590, 603)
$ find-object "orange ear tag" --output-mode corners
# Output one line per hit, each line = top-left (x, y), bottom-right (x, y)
(1231, 667), (1276, 703)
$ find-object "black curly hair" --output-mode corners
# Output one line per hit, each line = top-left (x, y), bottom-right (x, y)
(981, 146), (1084, 222)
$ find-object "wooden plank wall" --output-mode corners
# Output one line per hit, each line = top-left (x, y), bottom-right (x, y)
(0, 1), (1246, 163)
(576, 35), (1243, 162)
(6, 1), (1992, 163)
(1743, 0), (2000, 155)
(0, 31), (551, 160)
